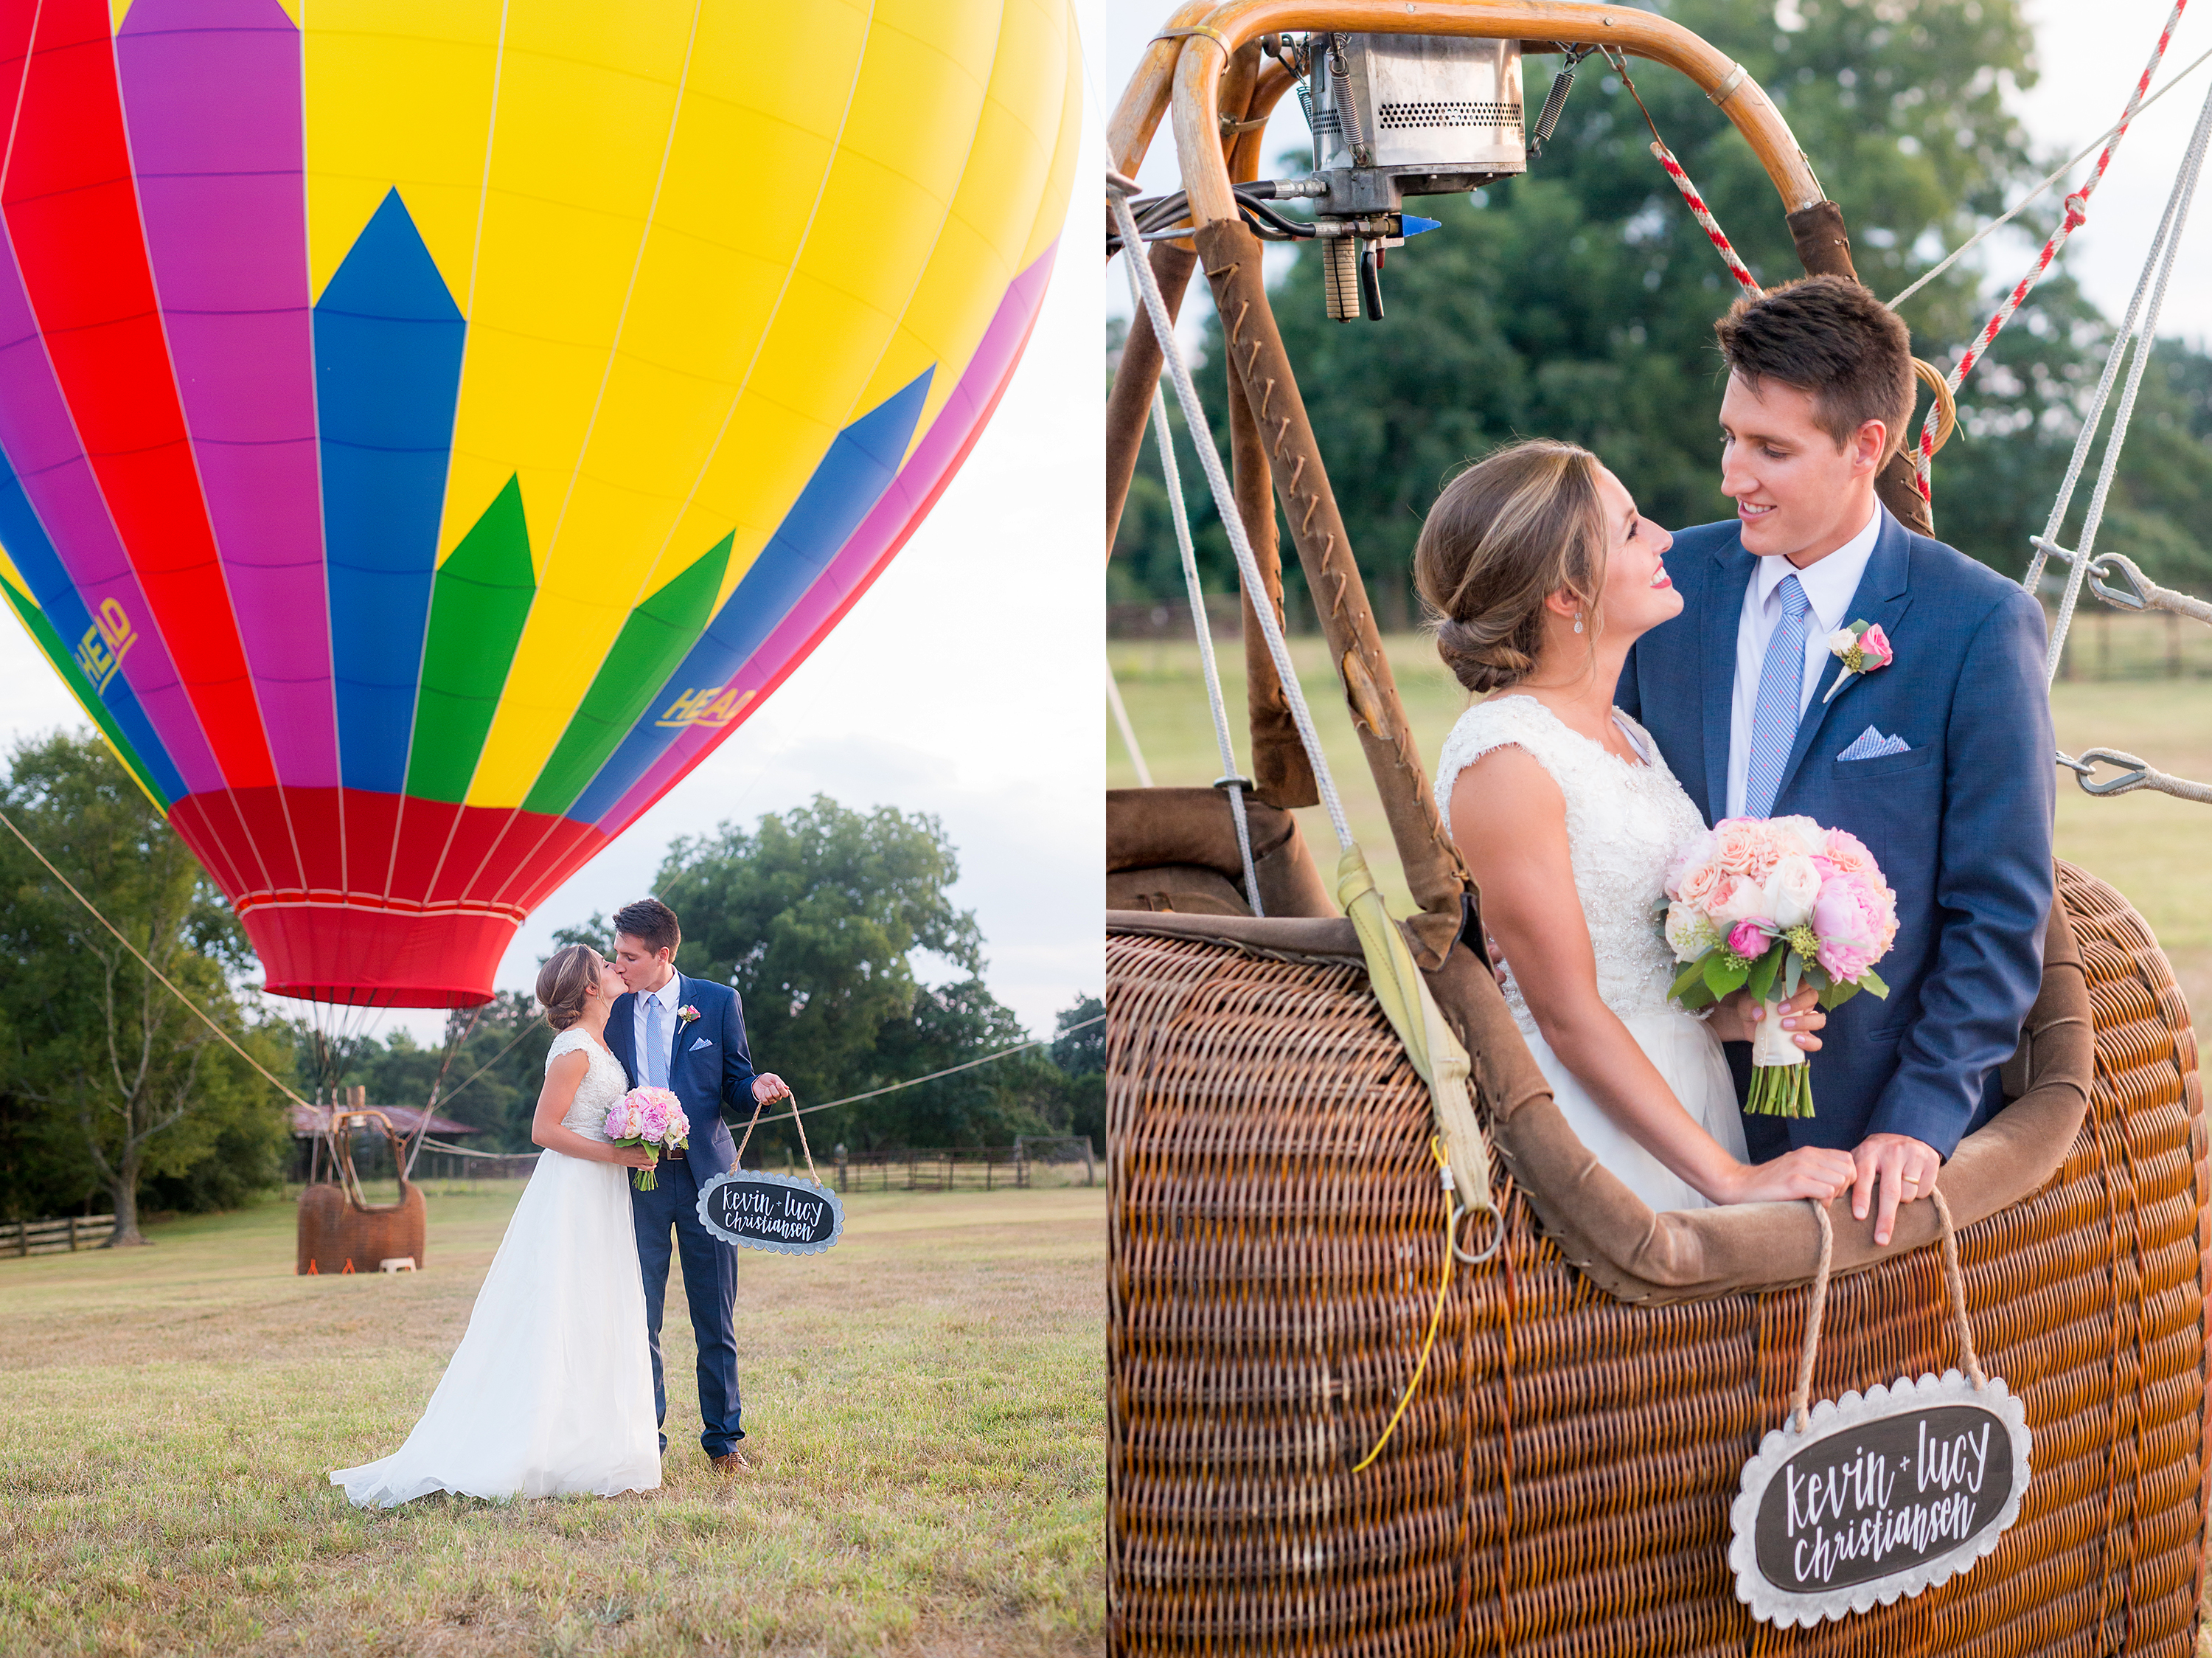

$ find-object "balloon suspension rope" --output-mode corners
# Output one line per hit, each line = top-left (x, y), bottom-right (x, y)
(731, 1089), (823, 1188)
(0, 802), (310, 1111)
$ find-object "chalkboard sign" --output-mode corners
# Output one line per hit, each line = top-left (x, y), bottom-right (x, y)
(695, 1170), (844, 1256)
(1730, 1371), (2031, 1626)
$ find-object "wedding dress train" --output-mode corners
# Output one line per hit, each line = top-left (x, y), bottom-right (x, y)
(330, 1028), (661, 1505)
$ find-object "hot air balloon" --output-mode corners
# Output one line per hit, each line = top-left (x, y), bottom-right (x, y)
(0, 0), (1079, 1006)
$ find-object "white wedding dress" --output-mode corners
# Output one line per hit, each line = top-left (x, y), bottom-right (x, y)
(1433, 695), (1746, 1212)
(330, 1028), (661, 1506)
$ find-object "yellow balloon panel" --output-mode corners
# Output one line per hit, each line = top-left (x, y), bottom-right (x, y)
(302, 0), (505, 301)
(277, 0), (1075, 811)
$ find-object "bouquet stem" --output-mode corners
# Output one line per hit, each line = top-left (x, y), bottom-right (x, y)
(1746, 1061), (1815, 1117)
(631, 1166), (658, 1191)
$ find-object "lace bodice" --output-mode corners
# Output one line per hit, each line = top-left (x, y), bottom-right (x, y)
(1433, 696), (1707, 1029)
(546, 1027), (630, 1140)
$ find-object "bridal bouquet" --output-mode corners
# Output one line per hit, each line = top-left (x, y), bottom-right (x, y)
(1660, 816), (1899, 1117)
(604, 1086), (690, 1190)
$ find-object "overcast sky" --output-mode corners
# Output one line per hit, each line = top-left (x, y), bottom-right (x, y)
(0, 84), (1107, 1051)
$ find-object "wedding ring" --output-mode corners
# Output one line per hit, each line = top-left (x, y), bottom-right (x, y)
(1902, 1174), (1920, 1187)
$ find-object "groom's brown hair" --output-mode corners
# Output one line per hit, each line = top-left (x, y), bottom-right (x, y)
(1714, 274), (1916, 462)
(613, 897), (681, 957)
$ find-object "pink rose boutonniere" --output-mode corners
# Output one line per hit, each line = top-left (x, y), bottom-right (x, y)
(1821, 620), (1894, 705)
(678, 1003), (701, 1025)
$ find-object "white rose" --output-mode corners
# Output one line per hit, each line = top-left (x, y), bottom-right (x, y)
(1827, 628), (1858, 656)
(1772, 815), (1827, 856)
(1764, 853), (1823, 929)
(1664, 901), (1719, 963)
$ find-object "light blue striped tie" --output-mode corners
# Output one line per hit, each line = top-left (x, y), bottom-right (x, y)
(1744, 573), (1812, 819)
(645, 995), (667, 1088)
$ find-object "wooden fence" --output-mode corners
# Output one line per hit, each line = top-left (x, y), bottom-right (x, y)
(4, 1213), (116, 1258)
(831, 1144), (1096, 1193)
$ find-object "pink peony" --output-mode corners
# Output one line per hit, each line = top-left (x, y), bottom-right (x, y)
(1812, 869), (1898, 982)
(638, 1096), (671, 1141)
(665, 1103), (689, 1142)
(1726, 919), (1770, 960)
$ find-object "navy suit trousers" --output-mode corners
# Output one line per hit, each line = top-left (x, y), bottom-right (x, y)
(630, 1154), (743, 1455)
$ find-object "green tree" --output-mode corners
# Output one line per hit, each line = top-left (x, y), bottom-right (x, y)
(1052, 993), (1105, 1154)
(1111, 0), (2212, 611)
(658, 796), (985, 1113)
(0, 732), (288, 1240)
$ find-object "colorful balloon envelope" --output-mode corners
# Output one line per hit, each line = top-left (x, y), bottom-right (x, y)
(0, 0), (1078, 1005)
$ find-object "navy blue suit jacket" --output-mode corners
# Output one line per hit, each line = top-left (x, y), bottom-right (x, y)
(606, 974), (758, 1179)
(1616, 512), (2054, 1161)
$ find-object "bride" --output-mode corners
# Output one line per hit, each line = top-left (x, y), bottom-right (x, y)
(331, 945), (662, 1505)
(1419, 440), (1855, 1211)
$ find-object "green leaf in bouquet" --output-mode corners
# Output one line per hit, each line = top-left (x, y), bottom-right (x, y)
(1670, 956), (1711, 1001)
(1858, 968), (1890, 999)
(1819, 977), (1862, 1012)
(1704, 952), (1752, 999)
(1676, 979), (1718, 1010)
(1784, 953), (1802, 1000)
(1745, 944), (1783, 1006)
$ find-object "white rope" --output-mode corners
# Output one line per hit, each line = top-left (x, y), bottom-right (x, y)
(1109, 178), (1354, 851)
(1106, 663), (1155, 787)
(2037, 75), (2212, 684)
(1887, 41), (2212, 313)
(1126, 338), (1265, 909)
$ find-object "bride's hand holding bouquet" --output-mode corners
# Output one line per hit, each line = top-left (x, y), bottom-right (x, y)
(604, 1087), (691, 1189)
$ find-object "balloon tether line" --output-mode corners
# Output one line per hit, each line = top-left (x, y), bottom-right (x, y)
(0, 802), (310, 1109)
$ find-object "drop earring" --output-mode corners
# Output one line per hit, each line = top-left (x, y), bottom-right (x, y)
(1573, 612), (1585, 634)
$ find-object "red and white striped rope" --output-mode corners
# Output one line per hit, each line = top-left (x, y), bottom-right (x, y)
(1648, 140), (1763, 296)
(1911, 0), (2191, 502)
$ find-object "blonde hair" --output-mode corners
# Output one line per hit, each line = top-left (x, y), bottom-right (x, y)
(535, 943), (603, 1033)
(1413, 439), (1608, 694)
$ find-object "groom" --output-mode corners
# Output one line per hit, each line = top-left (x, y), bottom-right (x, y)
(1618, 275), (2054, 1247)
(607, 896), (790, 1471)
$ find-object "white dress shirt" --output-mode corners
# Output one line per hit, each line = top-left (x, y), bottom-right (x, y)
(631, 971), (683, 1084)
(1725, 499), (1885, 820)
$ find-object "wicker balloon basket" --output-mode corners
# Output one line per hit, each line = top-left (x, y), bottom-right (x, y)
(1107, 862), (2207, 1654)
(296, 1109), (428, 1275)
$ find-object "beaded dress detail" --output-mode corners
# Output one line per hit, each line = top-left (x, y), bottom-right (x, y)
(1432, 694), (1744, 1211)
(1433, 696), (1709, 1027)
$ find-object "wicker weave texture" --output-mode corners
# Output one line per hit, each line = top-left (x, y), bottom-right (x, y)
(1107, 864), (2205, 1655)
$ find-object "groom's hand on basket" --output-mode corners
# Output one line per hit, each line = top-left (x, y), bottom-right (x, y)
(752, 1073), (792, 1105)
(1850, 1133), (1941, 1247)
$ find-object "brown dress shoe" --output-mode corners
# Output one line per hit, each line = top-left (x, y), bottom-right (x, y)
(711, 1448), (751, 1474)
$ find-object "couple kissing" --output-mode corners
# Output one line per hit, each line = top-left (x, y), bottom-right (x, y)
(333, 897), (791, 1506)
(1427, 275), (2053, 1247)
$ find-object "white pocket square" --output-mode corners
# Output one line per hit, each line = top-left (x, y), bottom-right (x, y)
(688, 1036), (714, 1052)
(1837, 726), (1911, 761)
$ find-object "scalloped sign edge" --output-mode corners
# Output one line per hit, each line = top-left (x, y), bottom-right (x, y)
(693, 1168), (846, 1257)
(1728, 1370), (2032, 1628)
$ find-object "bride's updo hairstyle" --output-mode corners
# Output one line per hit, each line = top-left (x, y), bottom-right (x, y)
(1413, 438), (1608, 693)
(536, 943), (603, 1033)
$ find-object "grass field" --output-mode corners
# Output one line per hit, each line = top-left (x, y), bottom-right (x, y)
(1110, 617), (2212, 1019)
(0, 1183), (1104, 1657)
